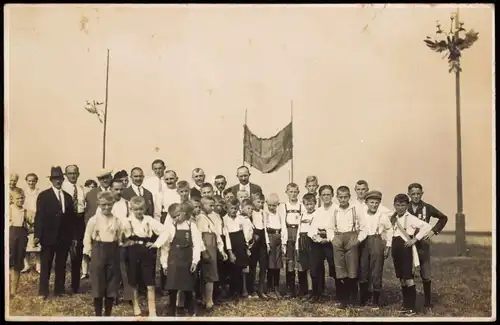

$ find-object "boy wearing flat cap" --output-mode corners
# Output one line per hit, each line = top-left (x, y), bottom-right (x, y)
(357, 190), (394, 309)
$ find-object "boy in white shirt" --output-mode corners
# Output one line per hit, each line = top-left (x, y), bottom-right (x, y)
(331, 186), (367, 309)
(264, 193), (285, 299)
(295, 193), (316, 300)
(390, 194), (433, 316)
(278, 183), (304, 298)
(357, 191), (394, 309)
(305, 176), (321, 208)
(121, 196), (170, 317)
(306, 192), (335, 303)
(223, 198), (253, 302)
(248, 193), (270, 299)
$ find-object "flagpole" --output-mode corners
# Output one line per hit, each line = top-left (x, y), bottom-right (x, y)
(290, 100), (294, 183)
(102, 49), (110, 169)
(243, 108), (248, 166)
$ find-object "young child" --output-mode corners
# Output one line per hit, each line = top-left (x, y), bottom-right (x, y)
(238, 198), (256, 298)
(295, 193), (315, 300)
(332, 186), (366, 309)
(264, 193), (284, 299)
(176, 181), (191, 203)
(160, 202), (203, 317)
(212, 195), (229, 302)
(9, 188), (32, 298)
(23, 173), (41, 274)
(236, 190), (250, 206)
(390, 194), (433, 316)
(278, 183), (304, 298)
(200, 183), (215, 199)
(121, 196), (170, 317)
(407, 183), (448, 312)
(83, 191), (123, 316)
(222, 188), (236, 204)
(306, 192), (334, 303)
(196, 197), (228, 311)
(223, 198), (253, 302)
(357, 191), (394, 309)
(305, 176), (321, 208)
(190, 197), (204, 301)
(315, 185), (338, 300)
(248, 192), (270, 299)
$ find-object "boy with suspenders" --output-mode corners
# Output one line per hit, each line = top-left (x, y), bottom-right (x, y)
(279, 183), (304, 298)
(331, 186), (367, 309)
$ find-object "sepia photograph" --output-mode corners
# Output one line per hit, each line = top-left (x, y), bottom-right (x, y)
(4, 3), (495, 321)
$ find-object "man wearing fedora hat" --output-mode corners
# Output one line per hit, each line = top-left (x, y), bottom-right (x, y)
(34, 166), (77, 299)
(82, 169), (114, 279)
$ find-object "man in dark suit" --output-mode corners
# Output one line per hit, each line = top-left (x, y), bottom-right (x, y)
(190, 168), (205, 199)
(84, 169), (113, 224)
(122, 167), (154, 216)
(229, 166), (263, 198)
(34, 166), (76, 299)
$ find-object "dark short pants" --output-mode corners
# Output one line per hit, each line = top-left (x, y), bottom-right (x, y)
(127, 244), (157, 287)
(392, 237), (414, 280)
(10, 227), (28, 271)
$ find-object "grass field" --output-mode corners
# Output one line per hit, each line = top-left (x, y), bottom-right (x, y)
(8, 243), (492, 318)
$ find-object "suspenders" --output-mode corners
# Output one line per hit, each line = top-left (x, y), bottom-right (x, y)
(284, 203), (302, 227)
(333, 206), (358, 233)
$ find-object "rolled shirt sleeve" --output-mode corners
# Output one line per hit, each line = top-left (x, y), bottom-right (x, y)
(412, 216), (433, 241)
(223, 225), (232, 251)
(83, 217), (96, 257)
(383, 214), (394, 247)
(150, 217), (170, 248)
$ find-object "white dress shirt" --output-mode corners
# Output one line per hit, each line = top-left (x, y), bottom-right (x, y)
(131, 184), (144, 197)
(159, 220), (203, 270)
(96, 197), (130, 220)
(278, 201), (304, 245)
(295, 210), (316, 250)
(307, 209), (335, 242)
(251, 210), (270, 245)
(23, 187), (40, 213)
(333, 204), (367, 242)
(392, 211), (433, 241)
(143, 176), (168, 217)
(161, 188), (181, 215)
(222, 214), (253, 250)
(62, 181), (85, 213)
(122, 214), (169, 248)
(239, 183), (251, 195)
(358, 208), (394, 247)
(265, 211), (282, 230)
(52, 187), (65, 213)
(83, 212), (123, 256)
(196, 212), (225, 253)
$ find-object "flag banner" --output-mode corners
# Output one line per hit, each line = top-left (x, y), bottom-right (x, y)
(243, 122), (293, 173)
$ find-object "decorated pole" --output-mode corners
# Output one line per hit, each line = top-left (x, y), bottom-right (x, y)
(424, 9), (479, 256)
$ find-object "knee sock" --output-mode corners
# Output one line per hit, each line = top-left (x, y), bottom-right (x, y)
(104, 297), (114, 316)
(267, 270), (274, 291)
(350, 278), (358, 303)
(298, 271), (307, 295)
(401, 286), (408, 309)
(94, 297), (103, 316)
(407, 285), (416, 310)
(273, 270), (280, 291)
(423, 280), (432, 306)
(335, 279), (342, 300)
(373, 290), (381, 305)
(359, 282), (369, 305)
(185, 291), (194, 315)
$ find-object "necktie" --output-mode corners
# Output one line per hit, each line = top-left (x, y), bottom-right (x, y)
(73, 185), (78, 213)
(138, 187), (142, 197)
(57, 190), (64, 213)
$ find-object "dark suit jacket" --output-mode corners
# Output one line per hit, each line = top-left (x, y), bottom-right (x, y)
(84, 187), (102, 224)
(122, 185), (154, 217)
(34, 188), (76, 247)
(190, 187), (201, 200)
(229, 182), (263, 198)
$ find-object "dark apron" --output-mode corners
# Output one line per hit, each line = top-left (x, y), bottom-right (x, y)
(229, 230), (249, 267)
(267, 228), (282, 269)
(201, 232), (219, 282)
(165, 222), (196, 292)
(297, 232), (312, 271)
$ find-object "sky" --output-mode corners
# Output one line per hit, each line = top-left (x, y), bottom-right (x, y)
(4, 4), (494, 231)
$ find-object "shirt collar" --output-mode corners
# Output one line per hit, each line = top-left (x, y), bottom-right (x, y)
(338, 204), (355, 212)
(100, 186), (109, 192)
(52, 187), (62, 194)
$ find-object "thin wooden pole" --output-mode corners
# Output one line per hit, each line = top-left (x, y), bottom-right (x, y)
(102, 49), (110, 169)
(290, 100), (294, 183)
(454, 8), (466, 256)
(243, 108), (248, 166)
